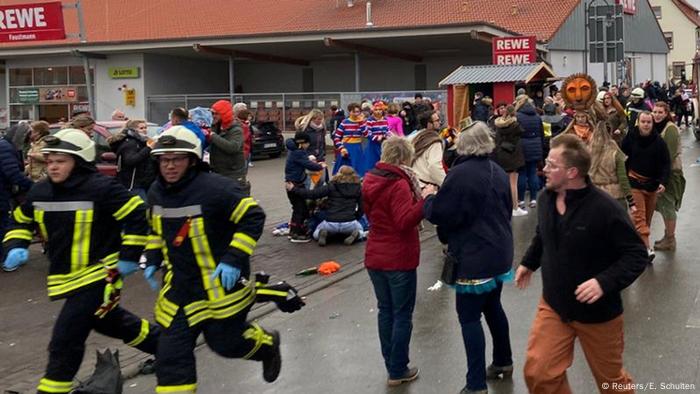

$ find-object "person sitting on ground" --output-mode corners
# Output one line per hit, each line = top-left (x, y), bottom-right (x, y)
(285, 131), (326, 243)
(285, 165), (363, 246)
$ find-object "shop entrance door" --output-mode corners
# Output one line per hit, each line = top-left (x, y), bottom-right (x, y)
(38, 104), (69, 123)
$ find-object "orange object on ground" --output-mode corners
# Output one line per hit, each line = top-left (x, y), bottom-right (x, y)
(318, 261), (341, 276)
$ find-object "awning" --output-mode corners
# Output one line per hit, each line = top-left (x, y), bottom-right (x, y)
(439, 62), (556, 86)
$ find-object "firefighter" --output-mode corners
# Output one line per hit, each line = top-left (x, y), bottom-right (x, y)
(1, 128), (159, 394)
(145, 126), (281, 393)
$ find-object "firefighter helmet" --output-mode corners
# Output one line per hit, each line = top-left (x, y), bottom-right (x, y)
(41, 128), (96, 162)
(151, 126), (202, 159)
(631, 87), (645, 99)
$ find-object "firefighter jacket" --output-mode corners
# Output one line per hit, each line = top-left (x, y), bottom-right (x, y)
(3, 168), (149, 300)
(145, 169), (265, 328)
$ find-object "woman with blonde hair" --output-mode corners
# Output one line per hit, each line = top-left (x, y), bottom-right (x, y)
(285, 164), (363, 246)
(362, 137), (436, 387)
(492, 105), (526, 216)
(25, 120), (50, 181)
(295, 109), (327, 162)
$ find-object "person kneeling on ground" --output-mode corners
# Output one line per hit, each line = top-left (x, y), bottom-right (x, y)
(285, 165), (363, 246)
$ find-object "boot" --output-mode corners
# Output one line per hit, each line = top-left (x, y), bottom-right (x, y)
(654, 235), (676, 251)
(486, 363), (513, 379)
(654, 234), (668, 247)
(317, 230), (328, 246)
(262, 330), (281, 383)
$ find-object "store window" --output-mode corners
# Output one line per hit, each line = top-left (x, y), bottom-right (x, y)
(9, 68), (32, 86)
(68, 66), (94, 85)
(696, 28), (700, 50)
(10, 105), (33, 121)
(652, 6), (661, 19)
(34, 67), (68, 86)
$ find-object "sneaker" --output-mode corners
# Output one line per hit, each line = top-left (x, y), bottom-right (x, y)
(317, 230), (328, 246)
(290, 235), (311, 243)
(387, 367), (419, 387)
(344, 230), (360, 245)
(262, 330), (281, 383)
(512, 208), (528, 217)
(529, 200), (537, 208)
(518, 200), (526, 209)
(648, 248), (655, 263)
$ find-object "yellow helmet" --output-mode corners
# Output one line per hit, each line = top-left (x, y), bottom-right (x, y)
(41, 128), (96, 162)
(151, 126), (202, 159)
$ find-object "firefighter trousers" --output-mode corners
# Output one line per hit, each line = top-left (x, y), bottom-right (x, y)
(37, 283), (160, 394)
(155, 306), (276, 393)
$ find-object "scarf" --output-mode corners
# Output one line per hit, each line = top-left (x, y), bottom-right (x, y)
(573, 124), (592, 142)
(411, 129), (442, 164)
(349, 114), (365, 123)
(399, 165), (423, 200)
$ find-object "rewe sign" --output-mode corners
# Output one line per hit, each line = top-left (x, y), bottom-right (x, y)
(492, 36), (537, 65)
(0, 2), (65, 43)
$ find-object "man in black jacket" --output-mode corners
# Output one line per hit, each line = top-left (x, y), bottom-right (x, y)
(515, 134), (647, 394)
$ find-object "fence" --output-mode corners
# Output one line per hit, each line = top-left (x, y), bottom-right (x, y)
(146, 90), (447, 132)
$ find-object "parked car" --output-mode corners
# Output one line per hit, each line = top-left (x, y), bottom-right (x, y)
(49, 121), (160, 176)
(251, 121), (284, 158)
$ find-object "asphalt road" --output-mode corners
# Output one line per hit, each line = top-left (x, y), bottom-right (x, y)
(3, 131), (700, 393)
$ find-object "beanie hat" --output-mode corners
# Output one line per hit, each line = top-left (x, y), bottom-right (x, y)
(294, 131), (310, 143)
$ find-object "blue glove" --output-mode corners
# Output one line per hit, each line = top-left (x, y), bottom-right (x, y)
(144, 266), (160, 291)
(2, 248), (29, 272)
(211, 263), (241, 291)
(117, 260), (139, 277)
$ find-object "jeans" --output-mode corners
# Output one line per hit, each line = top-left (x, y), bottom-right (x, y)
(456, 282), (513, 391)
(312, 220), (363, 240)
(518, 160), (540, 202)
(367, 269), (417, 379)
(287, 186), (309, 236)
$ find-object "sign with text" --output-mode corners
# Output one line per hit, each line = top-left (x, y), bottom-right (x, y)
(109, 67), (140, 79)
(0, 2), (65, 43)
(616, 0), (636, 15)
(18, 88), (39, 103)
(124, 89), (136, 107)
(492, 36), (536, 65)
(39, 87), (78, 103)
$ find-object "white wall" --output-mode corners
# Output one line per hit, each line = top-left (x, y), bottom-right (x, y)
(143, 54), (229, 95)
(652, 53), (669, 82)
(549, 50), (586, 81)
(549, 50), (666, 86)
(93, 53), (145, 121)
(632, 53), (653, 83)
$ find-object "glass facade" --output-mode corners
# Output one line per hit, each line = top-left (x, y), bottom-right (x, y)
(7, 66), (93, 124)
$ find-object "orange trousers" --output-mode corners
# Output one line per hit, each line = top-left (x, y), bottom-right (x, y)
(524, 300), (634, 394)
(630, 189), (657, 248)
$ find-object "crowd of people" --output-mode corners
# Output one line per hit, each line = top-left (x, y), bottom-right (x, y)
(0, 72), (692, 393)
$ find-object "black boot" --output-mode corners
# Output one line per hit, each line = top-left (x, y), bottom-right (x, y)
(263, 330), (281, 383)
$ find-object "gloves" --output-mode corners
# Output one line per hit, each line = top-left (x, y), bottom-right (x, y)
(2, 248), (29, 272)
(144, 266), (160, 291)
(255, 281), (306, 313)
(117, 260), (139, 277)
(211, 263), (241, 291)
(95, 268), (123, 318)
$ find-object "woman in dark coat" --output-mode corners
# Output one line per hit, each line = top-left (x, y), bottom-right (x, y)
(424, 122), (514, 394)
(108, 119), (155, 200)
(514, 97), (544, 209)
(492, 105), (526, 216)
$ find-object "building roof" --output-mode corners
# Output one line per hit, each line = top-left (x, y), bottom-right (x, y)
(438, 63), (556, 86)
(671, 0), (700, 27)
(0, 0), (580, 50)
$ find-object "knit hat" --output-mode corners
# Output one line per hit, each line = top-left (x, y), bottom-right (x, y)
(294, 131), (310, 143)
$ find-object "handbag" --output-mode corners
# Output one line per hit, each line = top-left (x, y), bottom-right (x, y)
(440, 250), (458, 285)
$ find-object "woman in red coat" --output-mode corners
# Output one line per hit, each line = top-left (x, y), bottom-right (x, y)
(362, 137), (436, 387)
